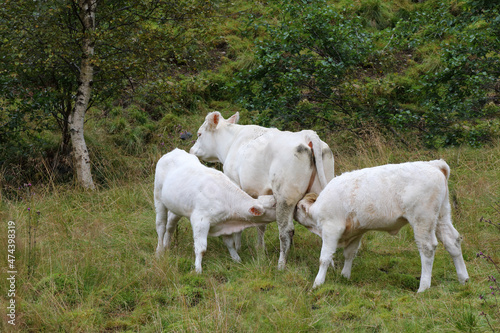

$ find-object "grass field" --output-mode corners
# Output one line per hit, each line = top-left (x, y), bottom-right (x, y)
(1, 0), (499, 331)
(1, 132), (499, 332)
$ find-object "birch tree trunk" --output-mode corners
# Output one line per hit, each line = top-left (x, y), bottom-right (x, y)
(69, 0), (96, 190)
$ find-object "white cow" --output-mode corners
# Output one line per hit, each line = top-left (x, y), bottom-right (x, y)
(190, 111), (335, 269)
(294, 160), (469, 292)
(154, 149), (276, 273)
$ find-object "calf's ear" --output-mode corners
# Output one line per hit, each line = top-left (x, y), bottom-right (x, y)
(249, 205), (264, 216)
(297, 201), (310, 214)
(227, 112), (240, 124)
(206, 112), (221, 130)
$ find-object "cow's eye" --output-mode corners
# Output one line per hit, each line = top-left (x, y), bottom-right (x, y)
(197, 132), (202, 137)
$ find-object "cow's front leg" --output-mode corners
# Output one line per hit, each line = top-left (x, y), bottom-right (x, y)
(276, 201), (296, 270)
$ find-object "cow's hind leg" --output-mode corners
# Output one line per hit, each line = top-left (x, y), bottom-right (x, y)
(436, 202), (469, 284)
(273, 150), (313, 270)
(276, 201), (296, 270)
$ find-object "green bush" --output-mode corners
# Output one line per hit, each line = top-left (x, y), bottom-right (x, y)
(391, 1), (500, 147)
(233, 0), (499, 147)
(235, 0), (374, 128)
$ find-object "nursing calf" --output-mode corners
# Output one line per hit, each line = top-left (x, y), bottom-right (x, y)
(295, 160), (469, 292)
(154, 149), (276, 273)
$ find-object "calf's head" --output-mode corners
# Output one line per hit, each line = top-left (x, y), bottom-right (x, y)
(190, 111), (239, 162)
(294, 193), (321, 236)
(253, 195), (277, 221)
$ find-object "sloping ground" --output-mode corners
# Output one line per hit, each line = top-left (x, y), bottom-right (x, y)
(1, 138), (498, 332)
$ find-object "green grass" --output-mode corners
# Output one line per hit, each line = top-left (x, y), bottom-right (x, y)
(1, 0), (499, 330)
(1, 136), (499, 332)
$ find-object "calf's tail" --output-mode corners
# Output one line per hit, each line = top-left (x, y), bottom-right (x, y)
(430, 159), (450, 180)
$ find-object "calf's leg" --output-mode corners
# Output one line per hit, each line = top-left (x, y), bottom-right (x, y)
(222, 234), (242, 263)
(163, 212), (181, 248)
(436, 204), (469, 284)
(257, 225), (266, 249)
(233, 231), (242, 252)
(313, 222), (345, 288)
(410, 216), (439, 292)
(191, 215), (210, 273)
(341, 235), (363, 279)
(155, 203), (168, 257)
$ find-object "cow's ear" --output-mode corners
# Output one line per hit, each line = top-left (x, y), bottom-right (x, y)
(227, 112), (240, 124)
(249, 205), (264, 216)
(206, 112), (221, 130)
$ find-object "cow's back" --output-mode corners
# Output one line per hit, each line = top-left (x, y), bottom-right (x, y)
(222, 128), (319, 197)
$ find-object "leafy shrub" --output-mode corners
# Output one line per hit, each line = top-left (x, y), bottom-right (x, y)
(356, 0), (394, 30)
(390, 1), (500, 147)
(102, 105), (157, 155)
(234, 0), (499, 147)
(235, 0), (373, 128)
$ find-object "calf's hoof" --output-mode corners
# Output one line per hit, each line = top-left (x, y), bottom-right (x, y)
(459, 276), (469, 285)
(231, 255), (242, 263)
(312, 281), (323, 289)
(155, 250), (164, 259)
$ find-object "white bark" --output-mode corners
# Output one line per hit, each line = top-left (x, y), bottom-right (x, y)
(69, 0), (96, 190)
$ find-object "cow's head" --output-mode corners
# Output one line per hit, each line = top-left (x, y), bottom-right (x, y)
(190, 111), (239, 162)
(294, 193), (321, 237)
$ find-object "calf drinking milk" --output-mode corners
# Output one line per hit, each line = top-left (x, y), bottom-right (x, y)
(294, 160), (469, 292)
(154, 149), (276, 273)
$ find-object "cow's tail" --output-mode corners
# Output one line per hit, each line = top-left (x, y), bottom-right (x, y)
(306, 132), (329, 190)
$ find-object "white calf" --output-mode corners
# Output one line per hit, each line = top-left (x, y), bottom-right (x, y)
(190, 111), (335, 269)
(154, 149), (276, 273)
(295, 160), (469, 292)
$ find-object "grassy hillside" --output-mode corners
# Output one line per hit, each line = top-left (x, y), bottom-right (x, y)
(2, 0), (499, 188)
(1, 132), (499, 331)
(1, 0), (499, 331)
